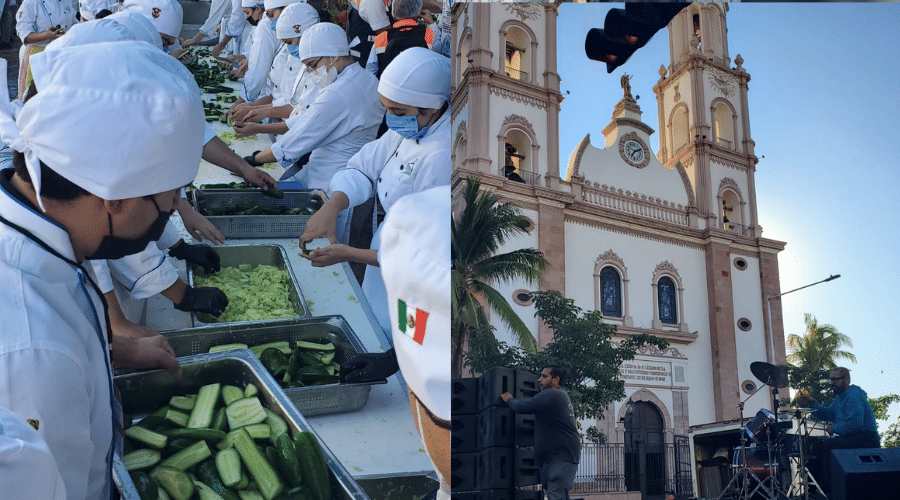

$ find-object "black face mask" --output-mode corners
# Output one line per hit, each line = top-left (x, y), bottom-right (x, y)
(86, 197), (172, 260)
(246, 14), (259, 26)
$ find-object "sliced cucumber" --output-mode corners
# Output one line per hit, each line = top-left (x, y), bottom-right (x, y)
(160, 440), (212, 471)
(188, 383), (221, 429)
(165, 408), (190, 428)
(226, 397), (267, 429)
(124, 448), (162, 471)
(232, 428), (285, 500)
(169, 395), (197, 411)
(243, 383), (259, 398)
(216, 448), (242, 488)
(125, 426), (168, 450)
(151, 466), (195, 500)
(221, 385), (245, 406)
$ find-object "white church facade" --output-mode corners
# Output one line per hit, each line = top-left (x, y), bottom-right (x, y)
(452, 3), (789, 499)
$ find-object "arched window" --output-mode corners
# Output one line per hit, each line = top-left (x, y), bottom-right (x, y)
(670, 106), (689, 154)
(504, 26), (531, 83)
(714, 102), (735, 149)
(600, 267), (622, 318)
(458, 31), (471, 84)
(658, 277), (677, 325)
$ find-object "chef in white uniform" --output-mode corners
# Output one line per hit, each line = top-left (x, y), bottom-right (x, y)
(122, 0), (183, 53)
(297, 47), (449, 337)
(0, 41), (204, 500)
(210, 0), (252, 57)
(79, 0), (119, 21)
(14, 0), (78, 97)
(0, 406), (66, 500)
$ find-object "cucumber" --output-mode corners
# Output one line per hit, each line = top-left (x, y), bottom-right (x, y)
(272, 433), (303, 488)
(293, 432), (330, 500)
(209, 343), (249, 353)
(157, 485), (171, 500)
(264, 409), (288, 440)
(294, 341), (334, 352)
(169, 395), (197, 411)
(226, 397), (267, 429)
(165, 408), (190, 428)
(188, 383), (221, 429)
(238, 491), (264, 500)
(160, 440), (212, 471)
(151, 466), (195, 500)
(211, 407), (228, 432)
(244, 383), (259, 398)
(222, 385), (245, 406)
(319, 351), (335, 365)
(233, 428), (285, 500)
(130, 471), (159, 500)
(124, 448), (162, 471)
(217, 428), (243, 451)
(137, 405), (170, 429)
(234, 469), (250, 490)
(197, 459), (241, 500)
(244, 422), (272, 440)
(125, 426), (168, 449)
(164, 428), (227, 442)
(194, 481), (226, 500)
(166, 438), (196, 456)
(249, 341), (292, 358)
(216, 448), (242, 488)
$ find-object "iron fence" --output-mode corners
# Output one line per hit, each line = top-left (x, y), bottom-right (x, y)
(573, 436), (694, 496)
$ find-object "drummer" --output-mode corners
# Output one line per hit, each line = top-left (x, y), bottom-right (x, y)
(796, 367), (880, 495)
(296, 47), (449, 337)
(0, 41), (205, 499)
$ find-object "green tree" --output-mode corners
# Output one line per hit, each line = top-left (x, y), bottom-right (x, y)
(466, 290), (668, 440)
(786, 313), (856, 403)
(452, 177), (548, 377)
(868, 394), (900, 448)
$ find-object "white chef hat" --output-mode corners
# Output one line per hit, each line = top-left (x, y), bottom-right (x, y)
(122, 0), (183, 38)
(380, 185), (451, 422)
(0, 42), (203, 211)
(0, 408), (65, 500)
(378, 47), (450, 110)
(45, 18), (137, 52)
(298, 22), (349, 61)
(275, 2), (318, 40)
(108, 10), (165, 49)
(263, 0), (304, 11)
(241, 0), (262, 8)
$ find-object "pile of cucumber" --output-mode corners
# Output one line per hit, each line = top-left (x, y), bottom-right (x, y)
(205, 101), (229, 122)
(123, 382), (333, 500)
(209, 341), (340, 388)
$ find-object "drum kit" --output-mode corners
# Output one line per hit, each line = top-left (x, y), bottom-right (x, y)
(717, 361), (829, 500)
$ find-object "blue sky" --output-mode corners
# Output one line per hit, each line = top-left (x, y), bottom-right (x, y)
(557, 3), (900, 425)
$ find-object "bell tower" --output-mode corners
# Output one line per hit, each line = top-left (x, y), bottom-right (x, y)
(653, 2), (761, 237)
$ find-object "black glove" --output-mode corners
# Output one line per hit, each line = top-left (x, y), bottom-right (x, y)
(174, 285), (229, 316)
(243, 150), (263, 167)
(340, 348), (399, 384)
(169, 241), (221, 274)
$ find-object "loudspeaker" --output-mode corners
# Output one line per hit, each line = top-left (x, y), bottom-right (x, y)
(514, 412), (535, 448)
(452, 377), (479, 416)
(830, 447), (900, 500)
(452, 414), (479, 454)
(477, 447), (514, 490)
(515, 369), (539, 399)
(451, 452), (478, 492)
(452, 492), (479, 500)
(479, 366), (517, 409)
(478, 406), (516, 449)
(514, 447), (540, 487)
(475, 489), (544, 500)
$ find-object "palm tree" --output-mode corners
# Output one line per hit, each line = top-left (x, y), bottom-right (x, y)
(452, 177), (548, 377)
(786, 313), (856, 402)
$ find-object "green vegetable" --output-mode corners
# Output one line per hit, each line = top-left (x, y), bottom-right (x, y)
(243, 422), (272, 441)
(164, 428), (227, 442)
(160, 440), (212, 471)
(264, 409), (288, 441)
(125, 426), (168, 449)
(169, 395), (197, 412)
(188, 383), (221, 429)
(259, 348), (288, 379)
(292, 432), (330, 500)
(233, 428), (285, 500)
(151, 466), (195, 500)
(216, 448), (243, 488)
(130, 471), (160, 500)
(272, 433), (303, 488)
(124, 448), (162, 471)
(197, 459), (240, 500)
(166, 438), (196, 456)
(137, 405), (170, 429)
(226, 397), (267, 429)
(261, 186), (284, 199)
(249, 342), (292, 358)
(244, 384), (259, 398)
(193, 265), (297, 323)
(194, 480), (227, 500)
(165, 408), (189, 428)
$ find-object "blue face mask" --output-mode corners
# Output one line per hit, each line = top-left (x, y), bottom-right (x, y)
(269, 17), (278, 31)
(287, 43), (299, 59)
(385, 113), (429, 140)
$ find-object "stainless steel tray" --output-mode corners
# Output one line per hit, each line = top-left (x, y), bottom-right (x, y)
(163, 316), (376, 416)
(112, 350), (371, 499)
(187, 244), (309, 327)
(192, 188), (324, 239)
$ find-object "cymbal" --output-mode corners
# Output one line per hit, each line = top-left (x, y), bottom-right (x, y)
(750, 361), (789, 388)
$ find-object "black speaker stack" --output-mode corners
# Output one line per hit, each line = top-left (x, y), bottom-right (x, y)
(451, 367), (542, 499)
(829, 447), (900, 500)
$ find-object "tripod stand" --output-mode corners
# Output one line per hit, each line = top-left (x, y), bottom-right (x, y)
(786, 410), (827, 500)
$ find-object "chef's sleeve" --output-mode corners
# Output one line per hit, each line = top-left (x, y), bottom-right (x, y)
(197, 0), (232, 40)
(271, 87), (346, 167)
(241, 27), (278, 102)
(15, 0), (40, 43)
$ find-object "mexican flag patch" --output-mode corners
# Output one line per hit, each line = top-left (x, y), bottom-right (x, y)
(398, 299), (428, 345)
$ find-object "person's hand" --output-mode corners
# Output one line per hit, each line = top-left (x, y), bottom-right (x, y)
(174, 285), (229, 316)
(501, 392), (513, 403)
(340, 348), (399, 383)
(211, 42), (226, 57)
(243, 107), (270, 123)
(231, 58), (248, 78)
(169, 47), (188, 59)
(112, 334), (182, 377)
(44, 26), (64, 40)
(242, 166), (279, 190)
(110, 317), (159, 340)
(298, 210), (339, 247)
(177, 204), (225, 245)
(298, 243), (352, 267)
(168, 240), (222, 273)
(229, 102), (252, 121)
(233, 121), (260, 138)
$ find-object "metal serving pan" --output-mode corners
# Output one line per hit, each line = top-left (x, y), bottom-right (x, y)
(163, 316), (377, 416)
(192, 188), (324, 239)
(187, 244), (309, 327)
(112, 350), (371, 499)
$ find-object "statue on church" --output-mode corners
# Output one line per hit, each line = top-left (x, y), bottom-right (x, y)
(621, 73), (633, 99)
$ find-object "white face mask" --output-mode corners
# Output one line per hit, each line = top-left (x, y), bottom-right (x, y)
(308, 59), (338, 88)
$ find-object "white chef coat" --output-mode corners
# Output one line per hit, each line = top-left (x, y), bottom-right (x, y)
(287, 64), (319, 114)
(16, 0), (79, 61)
(241, 21), (281, 102)
(0, 407), (66, 500)
(328, 110), (450, 336)
(196, 0), (232, 41)
(270, 45), (302, 108)
(78, 0), (118, 21)
(0, 168), (117, 500)
(272, 62), (384, 192)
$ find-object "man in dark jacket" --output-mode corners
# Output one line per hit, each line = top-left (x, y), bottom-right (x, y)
(502, 365), (581, 500)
